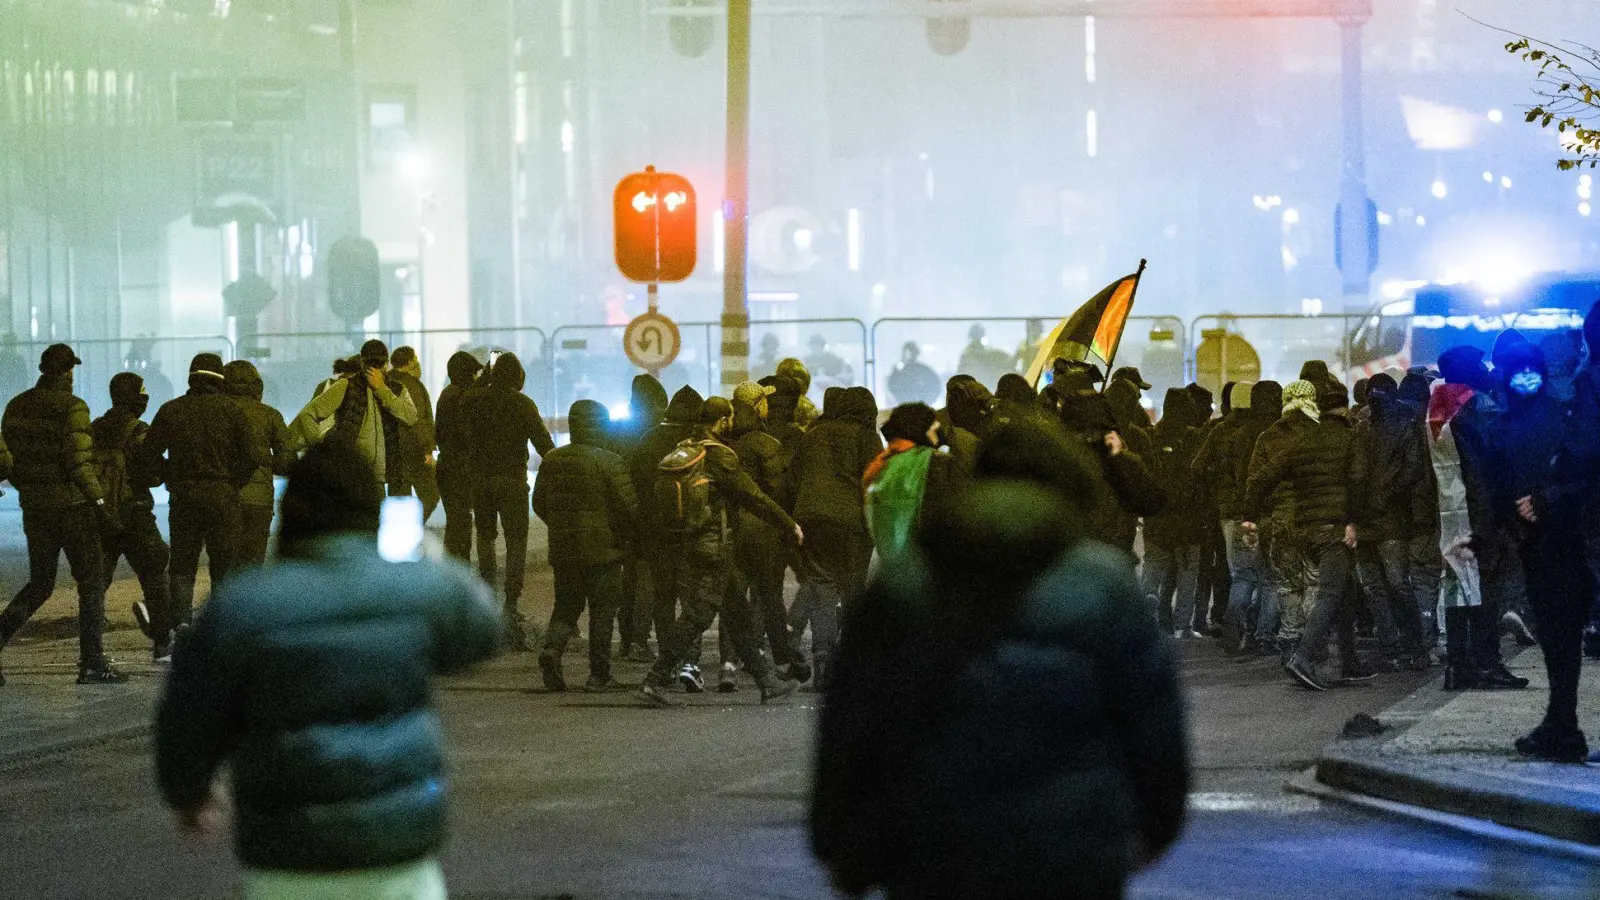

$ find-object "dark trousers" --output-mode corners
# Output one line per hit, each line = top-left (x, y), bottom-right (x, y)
(392, 463), (440, 523)
(474, 474), (530, 612)
(738, 536), (800, 667)
(103, 503), (172, 639)
(1523, 532), (1595, 732)
(795, 521), (870, 684)
(543, 563), (622, 681)
(237, 502), (274, 569)
(1445, 604), (1500, 669)
(617, 548), (654, 651)
(649, 534), (773, 686)
(437, 463), (475, 564)
(1296, 525), (1358, 668)
(0, 504), (107, 664)
(168, 484), (241, 627)
(1355, 538), (1428, 655)
(647, 538), (682, 643)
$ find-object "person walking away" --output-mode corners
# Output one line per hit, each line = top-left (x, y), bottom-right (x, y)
(1194, 381), (1257, 651)
(155, 444), (501, 900)
(637, 397), (803, 707)
(1187, 381), (1231, 634)
(864, 403), (961, 565)
(812, 416), (1189, 900)
(531, 399), (638, 692)
(629, 385), (705, 672)
(790, 387), (883, 688)
(97, 373), (175, 662)
(1399, 371), (1445, 648)
(1053, 366), (1166, 561)
(1348, 373), (1433, 672)
(143, 352), (262, 642)
(459, 351), (553, 650)
(434, 351), (484, 564)
(0, 345), (125, 685)
(1426, 347), (1528, 691)
(608, 374), (669, 661)
(939, 376), (990, 473)
(1490, 342), (1597, 761)
(1242, 380), (1318, 665)
(1143, 389), (1206, 635)
(223, 361), (296, 568)
(387, 346), (439, 522)
(729, 381), (809, 684)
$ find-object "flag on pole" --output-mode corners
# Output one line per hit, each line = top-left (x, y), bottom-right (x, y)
(1025, 260), (1147, 387)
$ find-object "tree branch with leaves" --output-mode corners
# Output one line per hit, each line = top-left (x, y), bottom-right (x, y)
(1504, 36), (1600, 170)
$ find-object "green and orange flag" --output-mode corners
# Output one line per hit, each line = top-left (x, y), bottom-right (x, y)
(1025, 260), (1147, 387)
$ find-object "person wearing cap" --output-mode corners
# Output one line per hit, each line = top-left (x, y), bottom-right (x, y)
(146, 352), (263, 635)
(637, 397), (803, 707)
(96, 372), (175, 663)
(292, 339), (419, 491)
(0, 344), (125, 684)
(223, 360), (298, 569)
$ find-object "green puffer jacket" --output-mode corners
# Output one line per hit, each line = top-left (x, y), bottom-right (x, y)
(1, 374), (103, 508)
(155, 536), (501, 873)
(531, 400), (639, 569)
(225, 361), (299, 507)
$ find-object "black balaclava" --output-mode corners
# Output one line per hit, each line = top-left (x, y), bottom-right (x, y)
(109, 372), (149, 418)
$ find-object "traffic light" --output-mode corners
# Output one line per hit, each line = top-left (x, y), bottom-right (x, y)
(327, 235), (382, 325)
(614, 168), (698, 283)
(668, 0), (714, 58)
(926, 0), (971, 56)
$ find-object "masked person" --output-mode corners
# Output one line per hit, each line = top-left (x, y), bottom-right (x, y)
(0, 345), (124, 685)
(434, 351), (485, 564)
(637, 397), (803, 707)
(223, 361), (297, 568)
(145, 353), (261, 636)
(292, 340), (418, 492)
(97, 373), (175, 662)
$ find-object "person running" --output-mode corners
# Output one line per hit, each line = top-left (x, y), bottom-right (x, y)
(97, 373), (175, 662)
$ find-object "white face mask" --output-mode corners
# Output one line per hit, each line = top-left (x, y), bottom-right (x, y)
(1509, 370), (1543, 396)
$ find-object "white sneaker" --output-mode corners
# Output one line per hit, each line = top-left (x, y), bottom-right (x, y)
(678, 663), (705, 694)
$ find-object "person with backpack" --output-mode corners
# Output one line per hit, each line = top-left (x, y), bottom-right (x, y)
(460, 351), (554, 650)
(531, 399), (638, 693)
(636, 397), (804, 707)
(96, 373), (175, 662)
(434, 351), (485, 564)
(0, 345), (125, 685)
(224, 360), (297, 568)
(292, 340), (418, 491)
(145, 353), (262, 635)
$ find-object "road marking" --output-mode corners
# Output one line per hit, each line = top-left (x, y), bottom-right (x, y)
(1187, 792), (1321, 813)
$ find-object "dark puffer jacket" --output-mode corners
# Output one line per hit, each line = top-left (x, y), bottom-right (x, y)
(531, 400), (638, 569)
(1245, 410), (1357, 529)
(224, 361), (297, 507)
(157, 536), (500, 873)
(1241, 407), (1316, 525)
(1209, 382), (1282, 521)
(813, 480), (1188, 900)
(731, 400), (791, 534)
(461, 353), (555, 477)
(434, 351), (484, 480)
(1143, 390), (1205, 548)
(146, 374), (261, 494)
(1350, 390), (1430, 540)
(629, 385), (704, 526)
(1, 374), (103, 508)
(792, 388), (883, 528)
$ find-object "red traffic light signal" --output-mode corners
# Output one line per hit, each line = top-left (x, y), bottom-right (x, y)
(614, 167), (697, 283)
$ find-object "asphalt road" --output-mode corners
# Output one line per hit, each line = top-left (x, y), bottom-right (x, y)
(4, 638), (1598, 900)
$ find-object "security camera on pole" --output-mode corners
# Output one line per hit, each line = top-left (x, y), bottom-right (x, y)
(614, 166), (696, 375)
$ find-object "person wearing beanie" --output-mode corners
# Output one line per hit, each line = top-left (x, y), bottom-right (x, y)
(155, 443), (500, 900)
(638, 396), (802, 707)
(0, 344), (126, 685)
(434, 351), (486, 563)
(1426, 345), (1528, 692)
(223, 360), (298, 568)
(145, 352), (264, 637)
(291, 341), (419, 490)
(1241, 380), (1319, 665)
(531, 400), (638, 693)
(96, 372), (176, 663)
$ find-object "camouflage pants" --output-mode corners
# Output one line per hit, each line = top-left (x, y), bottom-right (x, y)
(1264, 520), (1312, 642)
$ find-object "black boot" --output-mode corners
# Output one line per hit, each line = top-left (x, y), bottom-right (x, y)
(1515, 724), (1589, 763)
(1475, 662), (1530, 690)
(1442, 664), (1478, 691)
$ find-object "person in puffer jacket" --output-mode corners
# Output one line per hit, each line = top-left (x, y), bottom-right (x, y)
(532, 400), (638, 693)
(224, 360), (298, 568)
(1142, 389), (1206, 635)
(434, 350), (485, 564)
(156, 443), (500, 898)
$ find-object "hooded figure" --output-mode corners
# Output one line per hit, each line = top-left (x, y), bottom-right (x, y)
(629, 384), (706, 652)
(434, 351), (486, 563)
(611, 374), (670, 458)
(1103, 377), (1154, 459)
(1297, 360), (1339, 397)
(813, 415), (1189, 900)
(1144, 389), (1206, 634)
(864, 402), (957, 566)
(728, 388), (808, 678)
(224, 359), (297, 568)
(531, 399), (640, 693)
(940, 376), (991, 473)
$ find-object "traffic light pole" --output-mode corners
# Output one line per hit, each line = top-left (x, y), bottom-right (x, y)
(721, 0), (753, 395)
(1337, 16), (1372, 312)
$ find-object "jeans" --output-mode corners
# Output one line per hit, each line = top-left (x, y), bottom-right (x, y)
(168, 483), (242, 626)
(648, 533), (774, 687)
(1523, 531), (1595, 732)
(474, 474), (530, 613)
(0, 504), (107, 665)
(543, 563), (623, 682)
(237, 502), (275, 569)
(1222, 519), (1277, 641)
(1355, 538), (1427, 655)
(1142, 543), (1201, 634)
(436, 461), (475, 564)
(103, 502), (172, 641)
(1294, 525), (1357, 667)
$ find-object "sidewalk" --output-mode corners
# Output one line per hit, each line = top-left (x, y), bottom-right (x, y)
(1309, 648), (1600, 848)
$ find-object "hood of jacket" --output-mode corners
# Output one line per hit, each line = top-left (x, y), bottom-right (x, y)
(1367, 390), (1420, 424)
(631, 375), (670, 427)
(1491, 328), (1532, 371)
(223, 360), (265, 401)
(1250, 381), (1284, 418)
(1159, 387), (1197, 431)
(842, 386), (880, 426)
(945, 378), (991, 432)
(1103, 378), (1146, 430)
(489, 353), (526, 392)
(186, 371), (227, 395)
(664, 385), (705, 425)
(567, 399), (610, 446)
(447, 351), (483, 387)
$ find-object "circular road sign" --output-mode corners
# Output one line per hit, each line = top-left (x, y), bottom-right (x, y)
(624, 311), (682, 371)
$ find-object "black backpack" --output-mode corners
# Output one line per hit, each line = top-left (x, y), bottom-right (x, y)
(656, 439), (719, 533)
(92, 417), (138, 518)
